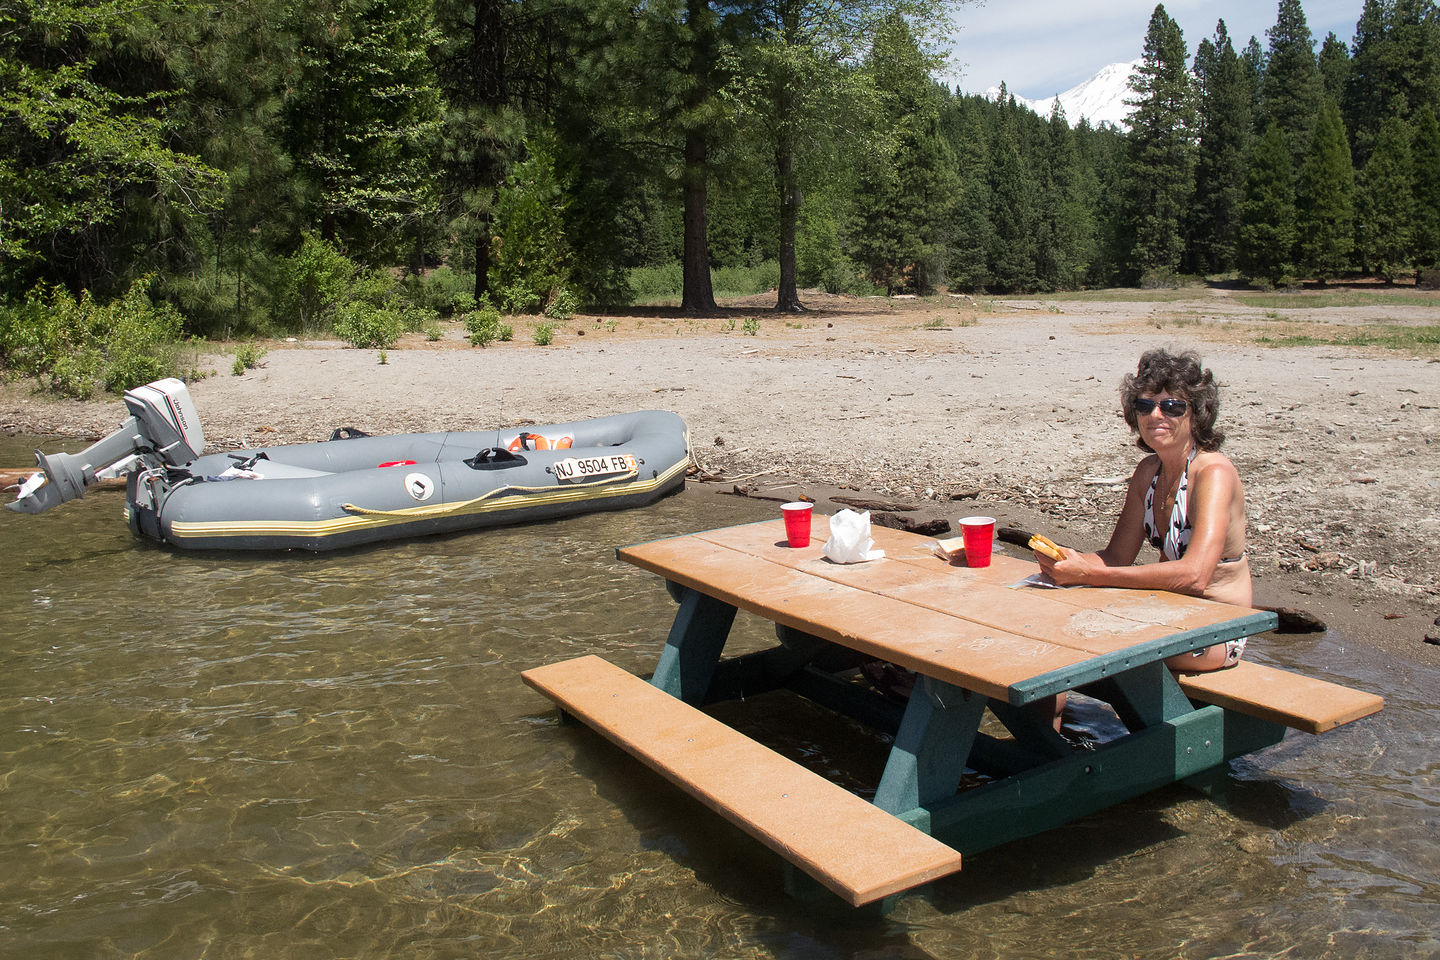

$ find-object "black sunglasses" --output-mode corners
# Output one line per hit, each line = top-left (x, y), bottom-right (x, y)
(1132, 397), (1188, 417)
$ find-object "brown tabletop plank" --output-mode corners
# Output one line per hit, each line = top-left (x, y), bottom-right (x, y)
(620, 534), (1090, 701)
(692, 520), (1263, 658)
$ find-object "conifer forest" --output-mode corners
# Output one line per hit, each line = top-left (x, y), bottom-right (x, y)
(2, 0), (1438, 390)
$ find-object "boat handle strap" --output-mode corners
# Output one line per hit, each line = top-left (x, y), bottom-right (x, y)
(339, 467), (640, 519)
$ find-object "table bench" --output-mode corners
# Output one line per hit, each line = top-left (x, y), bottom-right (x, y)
(522, 654), (963, 906)
(523, 517), (1383, 909)
(1175, 660), (1383, 734)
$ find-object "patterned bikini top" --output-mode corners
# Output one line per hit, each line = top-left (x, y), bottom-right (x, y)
(1143, 447), (1196, 561)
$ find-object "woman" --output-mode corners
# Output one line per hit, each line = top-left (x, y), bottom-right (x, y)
(1037, 348), (1250, 672)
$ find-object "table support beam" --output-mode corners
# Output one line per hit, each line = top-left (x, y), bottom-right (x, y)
(874, 678), (987, 814)
(898, 704), (1286, 854)
(1080, 661), (1196, 730)
(650, 586), (737, 704)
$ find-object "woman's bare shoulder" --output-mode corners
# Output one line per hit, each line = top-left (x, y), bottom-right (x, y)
(1191, 451), (1242, 485)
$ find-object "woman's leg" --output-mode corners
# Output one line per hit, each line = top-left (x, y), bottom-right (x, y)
(1165, 637), (1245, 673)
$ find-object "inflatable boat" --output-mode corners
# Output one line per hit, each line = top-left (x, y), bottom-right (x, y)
(7, 379), (690, 552)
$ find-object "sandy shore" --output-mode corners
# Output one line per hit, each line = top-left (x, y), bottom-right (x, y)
(3, 289), (1438, 659)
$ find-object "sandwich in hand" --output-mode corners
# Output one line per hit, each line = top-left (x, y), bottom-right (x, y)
(1028, 533), (1064, 561)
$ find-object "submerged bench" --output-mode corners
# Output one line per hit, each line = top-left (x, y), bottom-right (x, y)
(521, 654), (964, 906)
(1177, 660), (1383, 734)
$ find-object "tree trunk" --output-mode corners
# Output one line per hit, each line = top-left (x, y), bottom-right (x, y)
(774, 127), (803, 312)
(469, 0), (506, 304)
(681, 131), (717, 313)
(474, 212), (493, 303)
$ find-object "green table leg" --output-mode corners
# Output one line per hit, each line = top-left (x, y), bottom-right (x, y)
(873, 677), (988, 814)
(650, 584), (738, 705)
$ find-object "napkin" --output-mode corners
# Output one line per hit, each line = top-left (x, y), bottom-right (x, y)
(822, 508), (885, 563)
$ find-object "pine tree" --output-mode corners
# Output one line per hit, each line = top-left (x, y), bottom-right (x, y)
(1346, 0), (1392, 167)
(943, 97), (994, 291)
(1190, 20), (1251, 273)
(1355, 113), (1415, 281)
(1033, 101), (1094, 290)
(1123, 4), (1195, 282)
(1295, 100), (1355, 284)
(1258, 0), (1322, 164)
(1318, 32), (1351, 102)
(1345, 0), (1440, 167)
(853, 16), (959, 294)
(1412, 104), (1440, 267)
(985, 97), (1037, 291)
(1240, 35), (1267, 113)
(432, 0), (534, 303)
(1237, 123), (1296, 286)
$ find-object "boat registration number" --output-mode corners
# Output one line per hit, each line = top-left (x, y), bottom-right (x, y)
(553, 453), (637, 482)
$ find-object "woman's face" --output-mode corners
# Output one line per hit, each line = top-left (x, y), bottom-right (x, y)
(1134, 390), (1193, 452)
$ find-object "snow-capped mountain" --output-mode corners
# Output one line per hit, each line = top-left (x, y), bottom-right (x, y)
(983, 59), (1141, 129)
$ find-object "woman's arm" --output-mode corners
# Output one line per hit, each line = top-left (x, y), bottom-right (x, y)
(1038, 458), (1241, 597)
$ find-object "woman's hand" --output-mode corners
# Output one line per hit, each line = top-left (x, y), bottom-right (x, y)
(1035, 545), (1100, 586)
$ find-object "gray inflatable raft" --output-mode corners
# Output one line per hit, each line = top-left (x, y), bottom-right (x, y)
(7, 379), (690, 552)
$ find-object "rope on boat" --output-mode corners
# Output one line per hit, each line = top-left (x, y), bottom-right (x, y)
(339, 467), (641, 519)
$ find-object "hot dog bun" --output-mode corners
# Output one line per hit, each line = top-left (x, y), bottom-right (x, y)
(1028, 533), (1064, 561)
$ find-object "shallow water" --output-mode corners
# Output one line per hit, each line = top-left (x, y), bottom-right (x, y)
(1, 436), (1436, 959)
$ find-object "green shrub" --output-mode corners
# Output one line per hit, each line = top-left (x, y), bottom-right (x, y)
(466, 304), (504, 346)
(332, 301), (404, 349)
(490, 136), (573, 314)
(742, 316), (760, 336)
(0, 278), (187, 398)
(545, 285), (580, 320)
(626, 263), (683, 302)
(624, 260), (781, 303)
(232, 342), (267, 376)
(400, 266), (477, 317)
(496, 280), (542, 315)
(714, 260), (780, 297)
(531, 321), (555, 346)
(271, 233), (356, 334)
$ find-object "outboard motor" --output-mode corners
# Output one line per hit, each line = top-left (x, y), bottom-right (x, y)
(6, 378), (205, 514)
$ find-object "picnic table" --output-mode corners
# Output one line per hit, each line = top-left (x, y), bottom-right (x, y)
(522, 516), (1383, 910)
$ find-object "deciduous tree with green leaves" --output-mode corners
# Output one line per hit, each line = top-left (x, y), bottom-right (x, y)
(725, 0), (968, 311)
(0, 0), (226, 298)
(281, 0), (443, 263)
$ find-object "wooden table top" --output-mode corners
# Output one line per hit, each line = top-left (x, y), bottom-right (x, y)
(618, 516), (1277, 705)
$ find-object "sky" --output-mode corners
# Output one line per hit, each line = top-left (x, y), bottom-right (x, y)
(942, 0), (1367, 98)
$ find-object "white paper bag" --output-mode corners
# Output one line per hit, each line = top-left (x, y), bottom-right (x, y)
(822, 508), (885, 563)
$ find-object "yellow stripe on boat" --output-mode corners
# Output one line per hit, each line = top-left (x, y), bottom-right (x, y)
(167, 459), (686, 543)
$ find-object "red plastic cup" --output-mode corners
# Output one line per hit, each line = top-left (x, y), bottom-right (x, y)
(781, 501), (813, 547)
(959, 516), (995, 567)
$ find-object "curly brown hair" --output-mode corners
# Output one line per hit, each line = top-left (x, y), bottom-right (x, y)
(1120, 349), (1225, 452)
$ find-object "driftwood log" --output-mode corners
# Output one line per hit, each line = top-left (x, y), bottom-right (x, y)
(2, 468), (125, 491)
